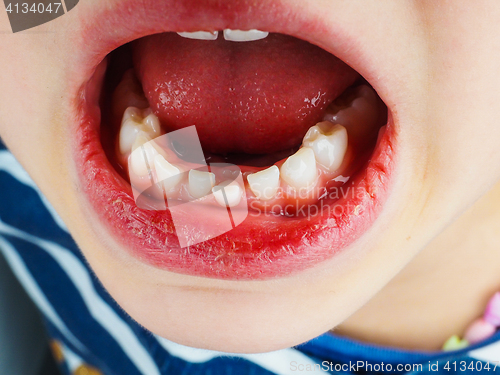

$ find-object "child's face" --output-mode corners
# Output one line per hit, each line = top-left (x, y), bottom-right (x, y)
(1, 0), (500, 353)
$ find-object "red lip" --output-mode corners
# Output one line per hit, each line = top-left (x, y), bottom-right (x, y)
(70, 0), (398, 279)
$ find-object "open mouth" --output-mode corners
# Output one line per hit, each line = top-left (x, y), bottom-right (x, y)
(71, 1), (397, 280)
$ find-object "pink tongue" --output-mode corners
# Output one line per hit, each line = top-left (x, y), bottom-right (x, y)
(132, 33), (359, 154)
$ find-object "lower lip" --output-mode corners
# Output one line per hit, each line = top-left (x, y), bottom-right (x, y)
(72, 56), (398, 280)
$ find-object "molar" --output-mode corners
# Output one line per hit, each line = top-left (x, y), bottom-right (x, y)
(323, 84), (380, 140)
(223, 29), (269, 42)
(247, 165), (280, 200)
(280, 147), (318, 190)
(302, 121), (348, 172)
(177, 31), (219, 40)
(119, 107), (161, 154)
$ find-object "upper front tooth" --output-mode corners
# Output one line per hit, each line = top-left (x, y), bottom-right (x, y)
(153, 155), (183, 191)
(119, 107), (161, 154)
(280, 148), (318, 190)
(177, 31), (219, 40)
(247, 165), (280, 200)
(188, 169), (216, 199)
(212, 180), (243, 207)
(303, 121), (348, 172)
(223, 29), (269, 42)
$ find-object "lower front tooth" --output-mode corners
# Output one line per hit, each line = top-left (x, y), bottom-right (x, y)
(302, 122), (348, 172)
(212, 180), (242, 207)
(247, 165), (280, 200)
(153, 155), (183, 191)
(177, 31), (218, 40)
(188, 169), (216, 199)
(280, 147), (318, 190)
(223, 29), (269, 42)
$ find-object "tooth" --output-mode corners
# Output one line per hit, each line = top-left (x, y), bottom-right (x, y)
(111, 70), (149, 120)
(188, 169), (216, 199)
(142, 110), (161, 133)
(129, 135), (152, 177)
(177, 31), (218, 40)
(131, 132), (151, 151)
(280, 148), (318, 190)
(302, 121), (348, 172)
(129, 133), (160, 177)
(223, 29), (269, 42)
(212, 180), (243, 207)
(323, 85), (379, 139)
(119, 107), (161, 154)
(247, 165), (280, 200)
(153, 155), (183, 191)
(130, 148), (149, 177)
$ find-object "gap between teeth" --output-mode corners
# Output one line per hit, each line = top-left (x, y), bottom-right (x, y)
(176, 29), (269, 42)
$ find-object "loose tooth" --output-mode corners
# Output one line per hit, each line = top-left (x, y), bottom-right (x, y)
(280, 148), (317, 190)
(153, 155), (183, 191)
(188, 169), (216, 199)
(303, 121), (348, 172)
(119, 107), (161, 154)
(223, 29), (269, 42)
(212, 180), (242, 207)
(177, 31), (218, 40)
(247, 165), (280, 200)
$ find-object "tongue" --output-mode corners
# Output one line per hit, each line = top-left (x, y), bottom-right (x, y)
(132, 33), (359, 154)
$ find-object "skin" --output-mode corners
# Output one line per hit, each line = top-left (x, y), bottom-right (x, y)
(1, 0), (500, 354)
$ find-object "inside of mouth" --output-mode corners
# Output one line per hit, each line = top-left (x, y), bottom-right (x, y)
(98, 32), (387, 218)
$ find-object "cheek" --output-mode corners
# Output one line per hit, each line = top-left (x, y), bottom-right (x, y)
(424, 3), (500, 185)
(0, 31), (84, 229)
(0, 36), (61, 160)
(394, 5), (500, 231)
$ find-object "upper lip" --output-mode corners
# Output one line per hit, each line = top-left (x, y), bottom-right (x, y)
(68, 0), (399, 280)
(69, 0), (382, 96)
